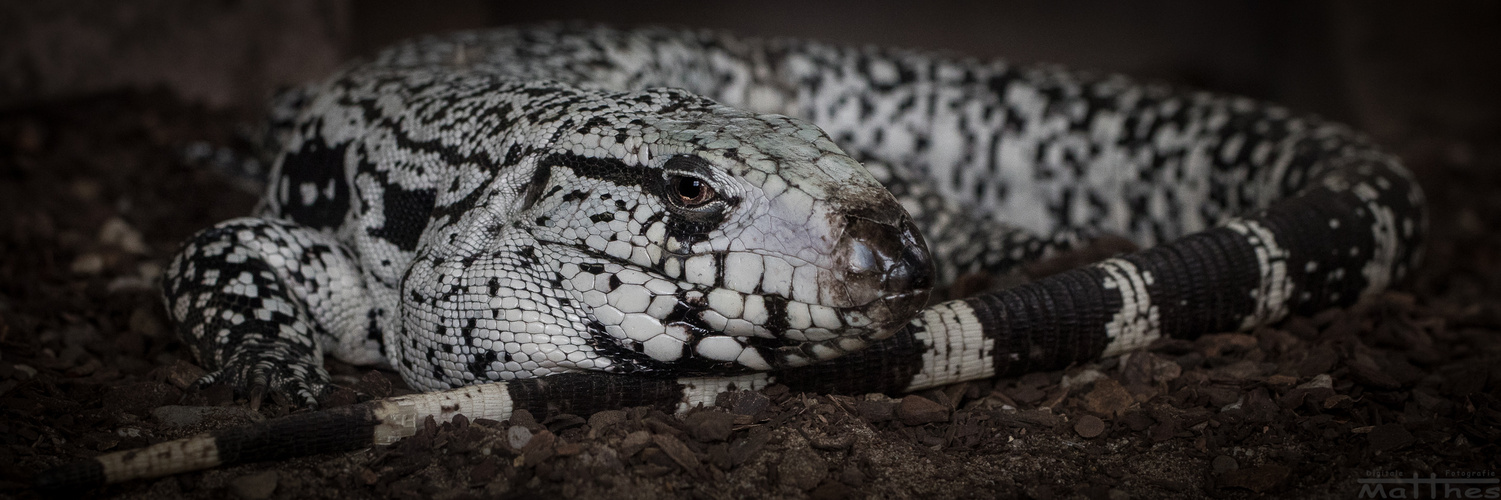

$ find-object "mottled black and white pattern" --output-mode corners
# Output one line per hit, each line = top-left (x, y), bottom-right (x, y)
(43, 22), (1426, 490)
(161, 22), (1422, 403)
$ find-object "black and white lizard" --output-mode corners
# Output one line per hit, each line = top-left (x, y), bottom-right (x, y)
(39, 23), (1425, 489)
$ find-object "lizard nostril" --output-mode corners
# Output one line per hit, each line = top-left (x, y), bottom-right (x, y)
(838, 215), (934, 301)
(896, 219), (933, 291)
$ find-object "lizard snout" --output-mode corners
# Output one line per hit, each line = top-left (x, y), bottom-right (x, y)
(835, 214), (934, 311)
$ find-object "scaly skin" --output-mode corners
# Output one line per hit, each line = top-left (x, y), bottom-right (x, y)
(30, 23), (1427, 491)
(164, 21), (1422, 410)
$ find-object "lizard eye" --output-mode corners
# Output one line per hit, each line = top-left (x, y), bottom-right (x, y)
(668, 175), (717, 208)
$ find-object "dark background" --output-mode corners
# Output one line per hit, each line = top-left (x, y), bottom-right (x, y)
(5, 1), (1499, 143)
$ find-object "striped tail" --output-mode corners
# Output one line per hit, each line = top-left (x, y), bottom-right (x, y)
(799, 148), (1426, 395)
(38, 134), (1423, 492)
(36, 374), (775, 490)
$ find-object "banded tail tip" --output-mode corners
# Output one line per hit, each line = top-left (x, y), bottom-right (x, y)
(35, 458), (106, 494)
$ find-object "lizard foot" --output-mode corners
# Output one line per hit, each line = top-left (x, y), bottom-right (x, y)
(193, 356), (328, 409)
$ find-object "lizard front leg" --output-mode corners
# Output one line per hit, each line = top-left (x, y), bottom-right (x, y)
(162, 217), (385, 407)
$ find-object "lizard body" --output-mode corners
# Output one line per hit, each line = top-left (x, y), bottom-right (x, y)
(38, 24), (1424, 489)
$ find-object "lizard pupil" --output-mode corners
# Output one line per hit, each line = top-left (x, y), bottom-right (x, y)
(672, 176), (715, 207)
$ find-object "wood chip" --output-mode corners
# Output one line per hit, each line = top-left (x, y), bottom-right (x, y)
(652, 433), (701, 471)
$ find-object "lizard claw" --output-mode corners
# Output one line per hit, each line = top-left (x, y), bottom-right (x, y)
(192, 358), (328, 409)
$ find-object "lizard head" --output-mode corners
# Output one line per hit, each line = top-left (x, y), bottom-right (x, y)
(507, 90), (934, 373)
(404, 85), (933, 381)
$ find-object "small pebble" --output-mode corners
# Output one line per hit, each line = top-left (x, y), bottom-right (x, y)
(71, 254), (105, 274)
(229, 471), (278, 499)
(99, 217), (149, 254)
(776, 445), (828, 491)
(856, 399), (896, 422)
(1150, 357), (1182, 383)
(1074, 415), (1106, 438)
(588, 409), (626, 429)
(1265, 374), (1298, 387)
(619, 430), (652, 457)
(509, 409), (538, 429)
(1081, 379), (1133, 417)
(1212, 455), (1239, 475)
(161, 360), (208, 389)
(1210, 360), (1262, 381)
(896, 395), (949, 425)
(719, 390), (771, 416)
(1060, 369), (1106, 389)
(12, 364), (37, 380)
(685, 411), (735, 442)
(507, 426), (534, 450)
(1297, 374), (1333, 390)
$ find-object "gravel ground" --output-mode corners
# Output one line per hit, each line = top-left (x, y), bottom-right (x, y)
(1, 86), (1498, 499)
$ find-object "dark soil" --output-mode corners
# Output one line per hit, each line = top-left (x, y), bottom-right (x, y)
(2, 89), (1499, 499)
